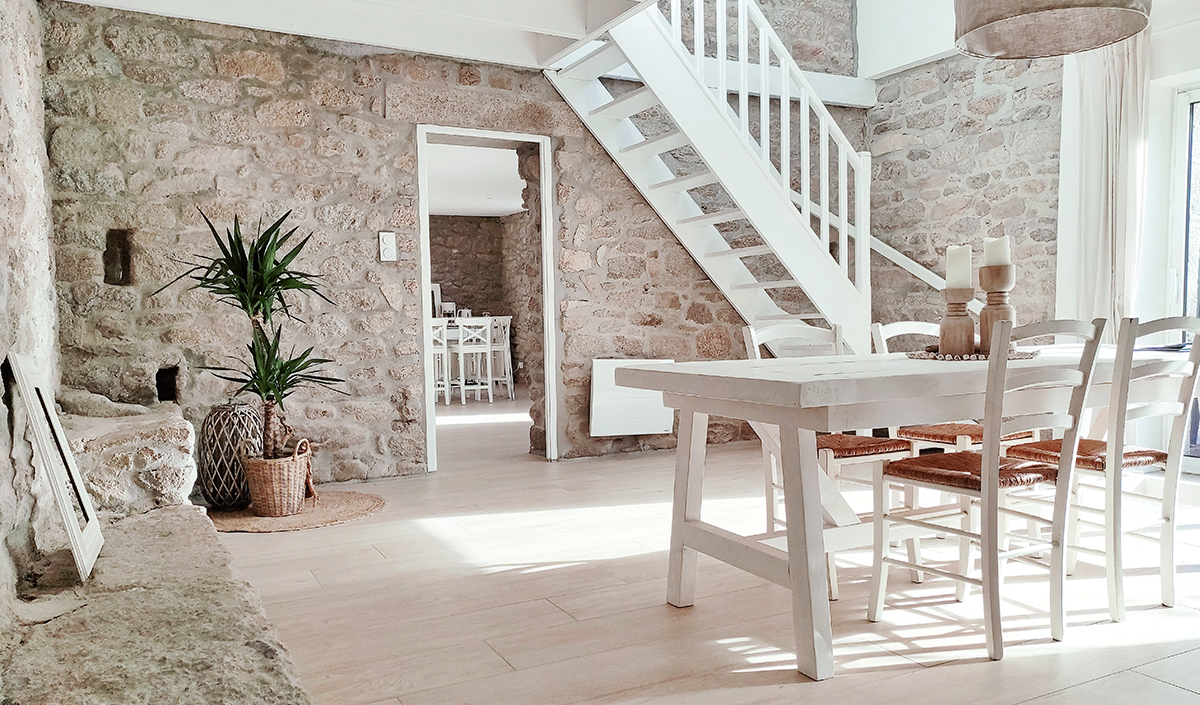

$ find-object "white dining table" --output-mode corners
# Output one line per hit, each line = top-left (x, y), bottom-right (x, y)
(616, 347), (1186, 681)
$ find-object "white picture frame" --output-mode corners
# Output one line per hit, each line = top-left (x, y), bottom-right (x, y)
(8, 352), (104, 580)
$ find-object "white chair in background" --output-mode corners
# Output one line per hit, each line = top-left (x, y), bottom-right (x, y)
(452, 317), (493, 404)
(868, 318), (1105, 661)
(872, 321), (1034, 453)
(744, 323), (918, 599)
(491, 316), (515, 400)
(1003, 316), (1200, 622)
(431, 283), (443, 318)
(429, 319), (450, 405)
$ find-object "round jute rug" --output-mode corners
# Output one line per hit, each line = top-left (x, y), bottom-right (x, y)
(208, 491), (386, 533)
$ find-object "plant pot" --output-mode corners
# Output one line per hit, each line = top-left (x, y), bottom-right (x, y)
(241, 439), (312, 517)
(197, 401), (262, 511)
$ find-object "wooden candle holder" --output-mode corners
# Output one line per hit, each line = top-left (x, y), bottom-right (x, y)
(940, 287), (976, 358)
(979, 264), (1016, 353)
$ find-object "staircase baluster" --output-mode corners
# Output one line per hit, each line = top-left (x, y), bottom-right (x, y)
(694, 0), (704, 73)
(671, 0), (681, 45)
(759, 28), (770, 162)
(738, 0), (749, 138)
(855, 152), (872, 297)
(839, 146), (849, 275)
(779, 49), (790, 193)
(717, 0), (727, 100)
(800, 90), (810, 224)
(820, 119), (830, 250)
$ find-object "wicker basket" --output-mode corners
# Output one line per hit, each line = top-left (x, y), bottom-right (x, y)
(197, 401), (262, 511)
(241, 438), (312, 517)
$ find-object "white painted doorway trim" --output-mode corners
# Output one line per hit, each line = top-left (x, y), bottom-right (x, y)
(417, 125), (560, 470)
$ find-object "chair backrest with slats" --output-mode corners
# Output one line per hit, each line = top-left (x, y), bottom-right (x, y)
(871, 321), (940, 354)
(743, 323), (843, 360)
(980, 318), (1107, 497)
(491, 316), (512, 350)
(455, 316), (492, 351)
(430, 319), (448, 351)
(1108, 317), (1200, 468)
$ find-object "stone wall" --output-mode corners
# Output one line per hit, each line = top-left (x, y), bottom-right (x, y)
(0, 0), (62, 696)
(867, 55), (1064, 327)
(500, 145), (545, 448)
(429, 215), (505, 316)
(40, 1), (771, 467)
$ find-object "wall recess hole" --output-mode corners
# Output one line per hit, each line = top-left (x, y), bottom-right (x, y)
(103, 229), (133, 286)
(156, 366), (179, 403)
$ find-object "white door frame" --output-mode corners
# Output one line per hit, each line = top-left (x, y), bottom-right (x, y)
(416, 125), (560, 470)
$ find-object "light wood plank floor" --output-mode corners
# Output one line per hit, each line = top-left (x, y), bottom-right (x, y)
(222, 389), (1200, 704)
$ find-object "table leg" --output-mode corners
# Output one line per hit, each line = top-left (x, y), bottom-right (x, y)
(667, 409), (709, 608)
(778, 424), (834, 680)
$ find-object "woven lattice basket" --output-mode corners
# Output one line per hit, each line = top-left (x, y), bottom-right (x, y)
(197, 401), (263, 511)
(241, 438), (312, 517)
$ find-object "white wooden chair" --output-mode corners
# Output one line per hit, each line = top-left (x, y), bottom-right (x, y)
(1003, 316), (1200, 623)
(873, 321), (1034, 453)
(868, 318), (1106, 661)
(431, 283), (443, 318)
(451, 317), (494, 404)
(430, 319), (450, 405)
(744, 323), (919, 599)
(491, 316), (515, 400)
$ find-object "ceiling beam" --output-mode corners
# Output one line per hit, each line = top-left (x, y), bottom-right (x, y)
(69, 0), (595, 69)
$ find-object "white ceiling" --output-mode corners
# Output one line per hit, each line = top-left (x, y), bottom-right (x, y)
(426, 144), (527, 217)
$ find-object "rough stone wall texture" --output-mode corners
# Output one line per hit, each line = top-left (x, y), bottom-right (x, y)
(41, 1), (770, 466)
(429, 215), (505, 316)
(499, 145), (546, 448)
(867, 55), (1064, 328)
(0, 0), (61, 696)
(661, 0), (855, 76)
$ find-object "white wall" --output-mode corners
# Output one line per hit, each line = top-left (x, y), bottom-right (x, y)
(855, 0), (955, 79)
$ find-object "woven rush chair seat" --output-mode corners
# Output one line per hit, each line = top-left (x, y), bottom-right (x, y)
(1005, 438), (1168, 472)
(896, 423), (1033, 445)
(817, 434), (912, 459)
(885, 451), (1058, 492)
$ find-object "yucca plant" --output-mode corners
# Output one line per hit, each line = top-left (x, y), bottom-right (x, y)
(208, 322), (344, 458)
(157, 210), (331, 326)
(157, 209), (343, 459)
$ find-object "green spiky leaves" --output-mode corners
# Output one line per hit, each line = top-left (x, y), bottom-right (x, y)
(156, 210), (330, 325)
(206, 321), (346, 411)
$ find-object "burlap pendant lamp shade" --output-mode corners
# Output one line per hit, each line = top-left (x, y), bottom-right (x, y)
(954, 0), (1151, 59)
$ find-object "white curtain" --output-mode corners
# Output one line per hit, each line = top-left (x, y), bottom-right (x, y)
(1065, 31), (1149, 337)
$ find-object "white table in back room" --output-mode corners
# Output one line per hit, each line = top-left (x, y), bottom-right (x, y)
(616, 348), (1185, 681)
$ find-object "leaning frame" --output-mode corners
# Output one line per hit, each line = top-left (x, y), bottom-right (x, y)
(416, 125), (560, 470)
(8, 352), (104, 579)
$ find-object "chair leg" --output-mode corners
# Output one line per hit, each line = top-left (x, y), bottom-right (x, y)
(458, 351), (467, 405)
(868, 464), (890, 623)
(763, 444), (777, 532)
(981, 486), (1003, 661)
(1065, 474), (1082, 575)
(1105, 468), (1125, 623)
(485, 348), (495, 404)
(827, 552), (839, 601)
(904, 484), (924, 584)
(956, 496), (974, 602)
(1162, 458), (1182, 608)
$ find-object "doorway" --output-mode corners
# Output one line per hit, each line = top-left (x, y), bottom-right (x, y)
(417, 126), (559, 471)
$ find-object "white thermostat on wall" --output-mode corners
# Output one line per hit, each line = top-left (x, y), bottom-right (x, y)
(378, 231), (397, 262)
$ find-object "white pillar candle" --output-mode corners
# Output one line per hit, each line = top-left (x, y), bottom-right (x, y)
(945, 244), (972, 289)
(983, 235), (1011, 266)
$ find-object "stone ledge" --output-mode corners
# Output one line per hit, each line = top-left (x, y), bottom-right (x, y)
(3, 505), (309, 704)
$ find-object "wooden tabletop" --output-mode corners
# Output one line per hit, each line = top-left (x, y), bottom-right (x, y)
(614, 349), (1099, 410)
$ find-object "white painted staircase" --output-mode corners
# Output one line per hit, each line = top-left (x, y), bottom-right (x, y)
(547, 1), (874, 352)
